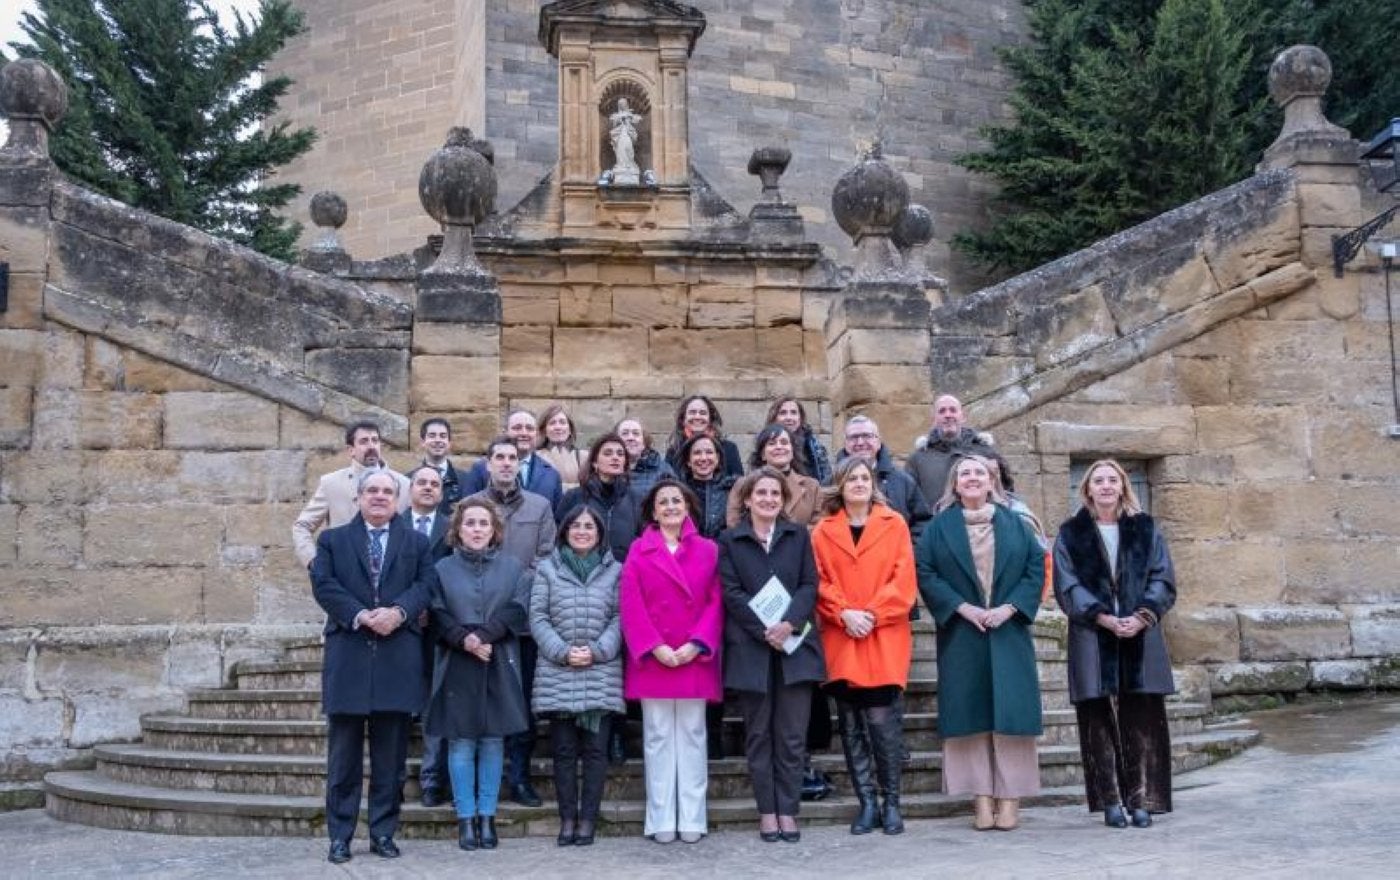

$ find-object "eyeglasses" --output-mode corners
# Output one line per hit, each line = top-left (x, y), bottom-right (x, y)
(846, 432), (877, 442)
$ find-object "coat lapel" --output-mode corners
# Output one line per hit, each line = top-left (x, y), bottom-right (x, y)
(642, 523), (695, 597)
(989, 506), (1017, 602)
(825, 508), (861, 560)
(939, 508), (979, 590)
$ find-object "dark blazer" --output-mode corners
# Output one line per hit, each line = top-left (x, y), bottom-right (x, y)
(402, 508), (452, 561)
(666, 436), (744, 480)
(558, 476), (643, 562)
(1053, 508), (1177, 703)
(463, 454), (563, 514)
(311, 514), (436, 716)
(718, 519), (826, 693)
(434, 459), (466, 517)
(915, 504), (1043, 738)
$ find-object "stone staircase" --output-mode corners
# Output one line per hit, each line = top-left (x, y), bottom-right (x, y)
(44, 612), (1258, 837)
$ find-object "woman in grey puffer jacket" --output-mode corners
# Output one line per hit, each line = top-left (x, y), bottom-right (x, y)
(530, 505), (625, 846)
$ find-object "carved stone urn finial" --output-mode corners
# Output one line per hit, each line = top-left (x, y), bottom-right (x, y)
(831, 141), (910, 279)
(0, 58), (69, 159)
(418, 127), (498, 276)
(748, 147), (792, 204)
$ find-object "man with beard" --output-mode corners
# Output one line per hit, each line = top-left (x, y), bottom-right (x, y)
(294, 421), (411, 569)
(905, 395), (1006, 507)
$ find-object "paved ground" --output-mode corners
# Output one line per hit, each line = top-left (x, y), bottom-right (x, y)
(10, 696), (1400, 879)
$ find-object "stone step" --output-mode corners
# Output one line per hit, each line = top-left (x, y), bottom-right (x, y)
(45, 727), (1254, 838)
(230, 660), (324, 691)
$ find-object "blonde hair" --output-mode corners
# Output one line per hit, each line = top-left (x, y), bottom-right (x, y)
(1075, 458), (1143, 517)
(820, 456), (888, 516)
(935, 454), (1010, 512)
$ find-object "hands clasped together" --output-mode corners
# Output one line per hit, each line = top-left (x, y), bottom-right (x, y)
(357, 606), (406, 637)
(956, 602), (1017, 633)
(652, 642), (702, 668)
(461, 631), (493, 662)
(1096, 613), (1147, 639)
(839, 609), (876, 639)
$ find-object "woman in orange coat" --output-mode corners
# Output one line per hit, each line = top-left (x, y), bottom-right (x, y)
(810, 456), (917, 836)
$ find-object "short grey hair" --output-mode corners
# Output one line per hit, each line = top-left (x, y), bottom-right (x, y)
(844, 415), (880, 437)
(356, 469), (400, 498)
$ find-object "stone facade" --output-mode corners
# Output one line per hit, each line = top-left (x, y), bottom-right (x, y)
(271, 0), (1026, 292)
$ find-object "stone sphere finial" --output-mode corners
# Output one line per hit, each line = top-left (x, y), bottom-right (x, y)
(419, 127), (498, 229)
(1268, 45), (1331, 108)
(892, 204), (934, 252)
(309, 191), (348, 230)
(0, 58), (69, 158)
(419, 127), (498, 276)
(831, 142), (910, 241)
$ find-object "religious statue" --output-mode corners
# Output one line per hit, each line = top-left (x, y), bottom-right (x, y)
(607, 97), (642, 185)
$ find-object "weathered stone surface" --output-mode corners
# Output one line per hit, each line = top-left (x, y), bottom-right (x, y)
(1308, 659), (1372, 689)
(1171, 539), (1285, 607)
(0, 329), (43, 387)
(1195, 406), (1312, 481)
(0, 385), (32, 447)
(1239, 607), (1350, 662)
(412, 322), (500, 357)
(276, 408), (344, 450)
(754, 287), (803, 327)
(553, 328), (649, 377)
(176, 452), (307, 505)
(0, 504), (15, 564)
(0, 207), (49, 275)
(1230, 483), (1342, 540)
(1035, 420), (1195, 458)
(1209, 660), (1310, 695)
(558, 284), (613, 326)
(612, 284), (688, 327)
(1345, 605), (1400, 657)
(833, 364), (931, 410)
(162, 392), (280, 450)
(17, 505), (82, 566)
(84, 506), (223, 566)
(70, 693), (184, 747)
(73, 392), (161, 450)
(409, 356), (499, 411)
(115, 350), (223, 393)
(1164, 607), (1241, 664)
(650, 327), (804, 377)
(0, 696), (65, 748)
(305, 348), (408, 413)
(1171, 663), (1213, 705)
(0, 271), (44, 330)
(1283, 540), (1400, 604)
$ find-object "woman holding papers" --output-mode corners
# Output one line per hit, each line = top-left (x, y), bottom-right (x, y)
(810, 457), (917, 836)
(618, 479), (724, 844)
(915, 455), (1044, 832)
(718, 467), (826, 843)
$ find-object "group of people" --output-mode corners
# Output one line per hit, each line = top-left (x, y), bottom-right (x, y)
(296, 393), (1178, 863)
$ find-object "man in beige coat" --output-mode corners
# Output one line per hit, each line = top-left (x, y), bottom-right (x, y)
(293, 420), (411, 569)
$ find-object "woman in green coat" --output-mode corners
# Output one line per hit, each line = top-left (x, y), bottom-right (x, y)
(915, 455), (1044, 832)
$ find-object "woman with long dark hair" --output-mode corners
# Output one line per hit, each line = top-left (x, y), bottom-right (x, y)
(1054, 459), (1176, 829)
(725, 424), (822, 529)
(765, 396), (833, 484)
(664, 395), (744, 479)
(558, 432), (643, 563)
(676, 433), (736, 540)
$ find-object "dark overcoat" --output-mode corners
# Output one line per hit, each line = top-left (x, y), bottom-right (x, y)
(717, 519), (826, 693)
(311, 514), (435, 716)
(558, 476), (643, 562)
(424, 547), (532, 740)
(915, 504), (1044, 738)
(1052, 508), (1177, 703)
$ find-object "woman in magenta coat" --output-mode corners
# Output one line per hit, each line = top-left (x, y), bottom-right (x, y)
(619, 478), (724, 844)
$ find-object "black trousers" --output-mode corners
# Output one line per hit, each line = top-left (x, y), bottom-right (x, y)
(736, 660), (813, 817)
(1075, 693), (1173, 814)
(325, 711), (411, 841)
(550, 713), (613, 822)
(419, 727), (449, 793)
(506, 636), (539, 785)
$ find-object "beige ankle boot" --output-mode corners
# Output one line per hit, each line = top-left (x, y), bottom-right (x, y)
(973, 795), (995, 831)
(994, 798), (1019, 830)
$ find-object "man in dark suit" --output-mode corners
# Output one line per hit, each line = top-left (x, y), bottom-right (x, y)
(418, 417), (465, 517)
(311, 470), (436, 864)
(462, 408), (563, 512)
(403, 464), (453, 807)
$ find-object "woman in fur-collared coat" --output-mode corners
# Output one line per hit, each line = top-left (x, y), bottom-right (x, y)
(1053, 459), (1177, 831)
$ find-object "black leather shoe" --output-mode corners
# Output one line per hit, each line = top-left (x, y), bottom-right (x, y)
(1104, 805), (1129, 828)
(1130, 808), (1153, 828)
(779, 829), (801, 843)
(557, 818), (577, 846)
(480, 816), (499, 849)
(369, 836), (400, 858)
(327, 839), (352, 864)
(458, 818), (478, 851)
(421, 788), (448, 808)
(510, 781), (543, 807)
(575, 820), (596, 846)
(759, 827), (781, 843)
(799, 768), (833, 801)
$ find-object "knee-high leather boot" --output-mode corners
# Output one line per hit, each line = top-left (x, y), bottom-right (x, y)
(866, 705), (905, 835)
(837, 701), (881, 834)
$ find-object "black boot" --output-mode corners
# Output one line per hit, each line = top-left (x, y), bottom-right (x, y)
(608, 723), (627, 765)
(837, 701), (880, 835)
(479, 815), (499, 849)
(866, 705), (905, 835)
(799, 759), (833, 801)
(458, 817), (478, 851)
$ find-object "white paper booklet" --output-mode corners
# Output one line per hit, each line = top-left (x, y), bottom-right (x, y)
(747, 576), (810, 655)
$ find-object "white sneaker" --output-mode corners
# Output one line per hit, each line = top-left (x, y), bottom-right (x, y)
(652, 831), (677, 844)
(680, 831), (704, 844)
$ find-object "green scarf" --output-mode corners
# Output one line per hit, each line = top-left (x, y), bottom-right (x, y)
(561, 546), (603, 582)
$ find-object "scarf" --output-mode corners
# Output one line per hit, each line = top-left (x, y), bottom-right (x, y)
(560, 546), (602, 582)
(963, 505), (996, 605)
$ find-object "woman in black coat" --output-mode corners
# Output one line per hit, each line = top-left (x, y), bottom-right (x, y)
(677, 433), (737, 539)
(718, 467), (826, 843)
(426, 498), (531, 852)
(1053, 459), (1177, 830)
(664, 394), (745, 478)
(558, 433), (643, 563)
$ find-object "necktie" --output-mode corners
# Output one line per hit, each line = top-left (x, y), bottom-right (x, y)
(519, 457), (530, 488)
(368, 528), (386, 602)
(415, 515), (430, 535)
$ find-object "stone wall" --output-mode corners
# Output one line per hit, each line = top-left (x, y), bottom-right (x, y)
(270, 0), (1026, 293)
(920, 152), (1400, 703)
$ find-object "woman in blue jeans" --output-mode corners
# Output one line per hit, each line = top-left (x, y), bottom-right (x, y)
(425, 499), (531, 851)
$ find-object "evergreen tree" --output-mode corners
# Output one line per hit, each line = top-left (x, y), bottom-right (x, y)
(13, 0), (315, 261)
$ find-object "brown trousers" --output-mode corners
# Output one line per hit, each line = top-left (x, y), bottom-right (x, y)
(1074, 692), (1173, 814)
